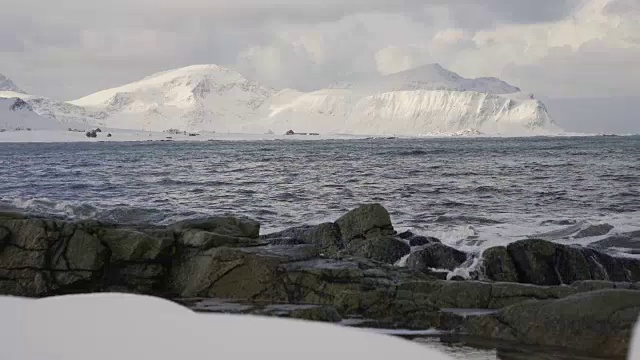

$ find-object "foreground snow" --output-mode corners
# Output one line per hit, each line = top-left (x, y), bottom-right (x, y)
(1, 293), (453, 360)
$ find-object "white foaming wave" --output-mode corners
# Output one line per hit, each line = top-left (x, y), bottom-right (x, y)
(8, 197), (98, 219)
(421, 211), (640, 253)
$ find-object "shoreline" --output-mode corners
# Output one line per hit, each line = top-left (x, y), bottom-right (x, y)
(0, 129), (636, 144)
(1, 204), (639, 358)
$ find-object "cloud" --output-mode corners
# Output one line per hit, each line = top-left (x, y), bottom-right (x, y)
(0, 0), (637, 100)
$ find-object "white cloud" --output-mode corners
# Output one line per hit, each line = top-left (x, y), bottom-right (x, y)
(0, 0), (637, 100)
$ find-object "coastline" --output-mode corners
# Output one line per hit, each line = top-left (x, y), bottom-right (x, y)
(0, 128), (635, 144)
(1, 204), (638, 358)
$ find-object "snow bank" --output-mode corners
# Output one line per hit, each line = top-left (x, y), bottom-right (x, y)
(0, 293), (454, 360)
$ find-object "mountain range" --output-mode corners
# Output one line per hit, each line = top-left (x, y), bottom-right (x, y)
(0, 64), (561, 136)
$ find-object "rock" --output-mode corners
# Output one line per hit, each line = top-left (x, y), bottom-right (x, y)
(9, 98), (31, 111)
(178, 229), (259, 249)
(589, 230), (640, 251)
(344, 236), (409, 264)
(168, 245), (319, 299)
(408, 236), (440, 247)
(464, 290), (640, 358)
(399, 280), (580, 310)
(335, 204), (393, 242)
(257, 304), (342, 323)
(397, 230), (415, 240)
(0, 218), (109, 296)
(575, 223), (614, 238)
(261, 223), (343, 256)
(483, 239), (640, 285)
(406, 243), (467, 272)
(54, 230), (107, 271)
(481, 247), (518, 282)
(99, 228), (174, 262)
(570, 280), (634, 292)
(173, 215), (260, 239)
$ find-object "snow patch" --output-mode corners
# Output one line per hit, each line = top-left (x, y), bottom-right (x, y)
(0, 293), (455, 360)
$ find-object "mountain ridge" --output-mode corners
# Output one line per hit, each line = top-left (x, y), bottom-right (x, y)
(0, 64), (560, 135)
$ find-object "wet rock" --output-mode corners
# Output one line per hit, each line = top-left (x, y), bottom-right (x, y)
(261, 223), (343, 256)
(344, 235), (410, 264)
(178, 229), (260, 249)
(100, 228), (174, 261)
(397, 231), (441, 246)
(481, 247), (518, 282)
(575, 223), (614, 238)
(335, 203), (394, 242)
(464, 290), (640, 358)
(589, 230), (640, 252)
(482, 239), (640, 285)
(570, 280), (635, 292)
(168, 245), (320, 299)
(408, 236), (440, 247)
(173, 215), (260, 239)
(406, 243), (467, 272)
(399, 280), (579, 310)
(257, 304), (342, 323)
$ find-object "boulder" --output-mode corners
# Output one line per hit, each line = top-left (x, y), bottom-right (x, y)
(396, 231), (441, 246)
(481, 239), (640, 285)
(481, 247), (518, 282)
(261, 223), (343, 256)
(406, 243), (467, 272)
(0, 218), (110, 296)
(464, 290), (640, 358)
(334, 204), (409, 264)
(409, 236), (440, 247)
(335, 204), (393, 242)
(168, 245), (319, 299)
(344, 236), (409, 264)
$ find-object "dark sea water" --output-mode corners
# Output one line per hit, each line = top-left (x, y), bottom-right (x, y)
(0, 136), (638, 257)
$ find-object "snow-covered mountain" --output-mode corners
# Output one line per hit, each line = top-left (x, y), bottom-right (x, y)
(0, 74), (23, 93)
(69, 65), (274, 132)
(249, 64), (558, 136)
(248, 88), (560, 136)
(0, 97), (61, 130)
(0, 91), (105, 126)
(0, 63), (561, 136)
(329, 64), (521, 94)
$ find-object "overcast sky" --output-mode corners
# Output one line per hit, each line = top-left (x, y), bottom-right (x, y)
(0, 0), (638, 103)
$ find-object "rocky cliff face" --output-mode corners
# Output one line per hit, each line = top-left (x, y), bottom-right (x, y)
(1, 205), (639, 358)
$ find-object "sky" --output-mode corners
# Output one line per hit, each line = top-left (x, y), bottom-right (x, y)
(0, 0), (638, 107)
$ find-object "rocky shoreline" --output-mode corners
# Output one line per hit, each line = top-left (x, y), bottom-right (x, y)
(1, 204), (639, 358)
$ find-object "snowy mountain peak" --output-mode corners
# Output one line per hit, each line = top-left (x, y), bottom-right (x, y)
(377, 64), (521, 94)
(330, 64), (521, 95)
(69, 64), (275, 132)
(0, 74), (23, 93)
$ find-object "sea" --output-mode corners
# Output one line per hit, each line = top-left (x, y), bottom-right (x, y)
(0, 136), (638, 259)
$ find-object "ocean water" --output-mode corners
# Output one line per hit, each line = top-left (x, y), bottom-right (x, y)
(0, 136), (638, 257)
